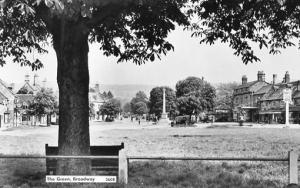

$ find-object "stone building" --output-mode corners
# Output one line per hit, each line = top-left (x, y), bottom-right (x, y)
(258, 72), (300, 124)
(0, 79), (15, 127)
(232, 71), (270, 122)
(89, 83), (105, 120)
(17, 74), (42, 95)
(233, 71), (300, 124)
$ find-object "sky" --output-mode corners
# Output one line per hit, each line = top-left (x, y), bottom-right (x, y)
(1, 27), (300, 89)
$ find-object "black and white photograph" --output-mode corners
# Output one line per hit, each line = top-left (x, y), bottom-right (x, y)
(1, 0), (300, 187)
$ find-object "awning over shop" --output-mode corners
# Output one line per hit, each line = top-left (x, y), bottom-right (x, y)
(259, 111), (282, 115)
(241, 107), (258, 109)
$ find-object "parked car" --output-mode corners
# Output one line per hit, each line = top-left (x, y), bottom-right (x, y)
(175, 115), (191, 124)
(105, 116), (114, 122)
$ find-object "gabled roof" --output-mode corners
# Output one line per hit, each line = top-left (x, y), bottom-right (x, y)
(17, 81), (43, 94)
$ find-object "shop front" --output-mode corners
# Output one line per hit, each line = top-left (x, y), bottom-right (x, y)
(233, 107), (258, 122)
(259, 111), (283, 124)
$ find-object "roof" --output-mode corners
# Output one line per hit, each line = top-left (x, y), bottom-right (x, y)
(254, 85), (274, 95)
(9, 83), (24, 94)
(235, 81), (258, 90)
(260, 84), (287, 101)
(0, 92), (7, 103)
(0, 79), (15, 100)
(32, 84), (42, 91)
(234, 81), (270, 95)
(293, 90), (300, 98)
(17, 82), (41, 94)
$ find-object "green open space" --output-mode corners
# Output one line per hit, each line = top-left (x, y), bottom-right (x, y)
(0, 120), (299, 187)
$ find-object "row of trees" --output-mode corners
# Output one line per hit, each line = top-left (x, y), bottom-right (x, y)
(124, 76), (216, 120)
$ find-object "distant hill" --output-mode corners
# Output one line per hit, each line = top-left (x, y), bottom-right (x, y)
(98, 84), (158, 104)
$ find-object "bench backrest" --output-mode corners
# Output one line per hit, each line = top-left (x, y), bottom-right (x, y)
(45, 143), (124, 175)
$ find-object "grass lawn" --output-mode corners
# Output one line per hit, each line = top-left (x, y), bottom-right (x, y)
(0, 121), (300, 187)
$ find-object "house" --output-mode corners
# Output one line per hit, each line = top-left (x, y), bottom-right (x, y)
(258, 72), (300, 124)
(89, 83), (105, 120)
(0, 79), (15, 127)
(233, 71), (300, 124)
(233, 71), (270, 122)
(17, 74), (41, 95)
(14, 74), (55, 126)
(15, 94), (35, 125)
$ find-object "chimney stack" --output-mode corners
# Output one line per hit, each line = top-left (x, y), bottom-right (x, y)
(95, 83), (100, 93)
(8, 83), (15, 91)
(242, 75), (247, 85)
(257, 71), (265, 82)
(284, 71), (290, 83)
(33, 74), (38, 86)
(42, 78), (47, 88)
(272, 74), (277, 85)
(25, 75), (30, 83)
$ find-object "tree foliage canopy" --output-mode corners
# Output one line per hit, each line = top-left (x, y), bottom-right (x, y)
(28, 88), (57, 116)
(188, 0), (300, 64)
(0, 0), (190, 68)
(130, 91), (148, 115)
(176, 76), (215, 115)
(122, 102), (132, 113)
(215, 82), (239, 110)
(101, 91), (114, 101)
(2, 0), (300, 67)
(149, 86), (177, 117)
(134, 101), (148, 115)
(99, 98), (121, 117)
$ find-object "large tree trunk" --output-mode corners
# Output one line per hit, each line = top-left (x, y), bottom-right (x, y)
(53, 19), (91, 175)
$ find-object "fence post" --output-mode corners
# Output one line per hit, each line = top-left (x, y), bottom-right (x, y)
(288, 150), (298, 185)
(119, 149), (128, 184)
